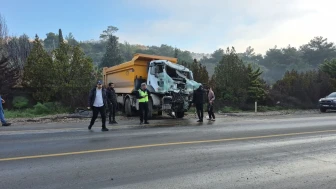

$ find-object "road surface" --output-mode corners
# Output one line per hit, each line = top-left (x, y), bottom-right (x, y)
(1, 114), (336, 189)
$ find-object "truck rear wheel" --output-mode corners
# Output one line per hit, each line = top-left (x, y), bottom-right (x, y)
(176, 112), (185, 118)
(320, 108), (327, 113)
(125, 98), (133, 116)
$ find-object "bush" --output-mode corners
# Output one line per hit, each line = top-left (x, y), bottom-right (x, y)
(33, 102), (51, 114)
(12, 96), (29, 109)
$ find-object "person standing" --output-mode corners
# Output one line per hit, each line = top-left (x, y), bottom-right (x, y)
(106, 82), (118, 124)
(193, 85), (205, 122)
(207, 87), (216, 121)
(88, 80), (109, 131)
(137, 83), (150, 125)
(0, 95), (11, 126)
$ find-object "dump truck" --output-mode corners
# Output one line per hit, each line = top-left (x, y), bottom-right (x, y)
(103, 53), (201, 118)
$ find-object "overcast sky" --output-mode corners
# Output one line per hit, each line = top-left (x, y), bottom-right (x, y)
(1, 0), (335, 54)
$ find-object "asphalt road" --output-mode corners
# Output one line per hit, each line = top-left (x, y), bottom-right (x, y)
(1, 114), (336, 189)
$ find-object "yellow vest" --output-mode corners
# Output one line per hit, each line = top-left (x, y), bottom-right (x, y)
(138, 89), (148, 103)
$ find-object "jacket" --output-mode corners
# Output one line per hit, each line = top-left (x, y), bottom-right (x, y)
(208, 90), (215, 103)
(192, 87), (205, 104)
(88, 87), (108, 107)
(136, 88), (151, 102)
(106, 87), (117, 104)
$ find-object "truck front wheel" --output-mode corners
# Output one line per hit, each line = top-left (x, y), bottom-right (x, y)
(320, 108), (327, 113)
(176, 112), (185, 118)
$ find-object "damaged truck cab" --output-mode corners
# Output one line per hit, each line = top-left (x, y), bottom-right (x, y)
(103, 53), (201, 118)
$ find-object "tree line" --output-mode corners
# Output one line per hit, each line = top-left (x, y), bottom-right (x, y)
(2, 13), (336, 110)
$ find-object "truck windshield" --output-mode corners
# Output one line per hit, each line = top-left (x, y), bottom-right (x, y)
(165, 66), (192, 80)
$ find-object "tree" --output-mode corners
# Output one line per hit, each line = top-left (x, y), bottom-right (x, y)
(320, 58), (336, 79)
(99, 35), (123, 68)
(65, 32), (78, 46)
(6, 34), (32, 71)
(58, 29), (64, 44)
(300, 36), (336, 67)
(247, 64), (267, 103)
(100, 26), (119, 40)
(213, 47), (249, 107)
(23, 35), (55, 102)
(43, 32), (59, 52)
(56, 44), (95, 107)
(0, 13), (20, 96)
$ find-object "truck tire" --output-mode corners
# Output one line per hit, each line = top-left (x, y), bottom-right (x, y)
(320, 108), (327, 113)
(176, 111), (185, 118)
(157, 110), (163, 116)
(147, 98), (153, 119)
(125, 98), (133, 116)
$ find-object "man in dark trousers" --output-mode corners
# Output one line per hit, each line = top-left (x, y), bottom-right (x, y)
(106, 82), (118, 124)
(192, 85), (205, 122)
(88, 80), (109, 131)
(137, 83), (150, 125)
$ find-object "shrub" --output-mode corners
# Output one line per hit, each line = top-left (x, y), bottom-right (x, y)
(32, 102), (51, 115)
(12, 96), (29, 109)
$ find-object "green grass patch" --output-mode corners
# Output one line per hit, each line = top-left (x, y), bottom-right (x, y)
(4, 102), (70, 118)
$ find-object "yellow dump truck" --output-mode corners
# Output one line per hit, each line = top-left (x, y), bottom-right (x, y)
(103, 53), (201, 118)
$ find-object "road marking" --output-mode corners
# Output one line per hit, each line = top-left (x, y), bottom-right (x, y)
(1, 129), (336, 162)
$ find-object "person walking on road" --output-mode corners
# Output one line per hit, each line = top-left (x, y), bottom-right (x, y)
(106, 82), (118, 124)
(137, 83), (150, 125)
(88, 80), (109, 131)
(207, 87), (216, 121)
(0, 95), (11, 126)
(193, 85), (205, 122)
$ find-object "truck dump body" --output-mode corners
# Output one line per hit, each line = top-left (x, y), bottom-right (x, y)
(103, 53), (178, 94)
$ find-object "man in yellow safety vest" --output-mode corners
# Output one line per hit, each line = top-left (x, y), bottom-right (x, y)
(136, 83), (150, 124)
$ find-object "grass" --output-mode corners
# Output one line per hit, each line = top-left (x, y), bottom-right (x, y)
(4, 102), (70, 119)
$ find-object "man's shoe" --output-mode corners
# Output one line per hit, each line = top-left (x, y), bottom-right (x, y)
(88, 125), (92, 130)
(101, 128), (109, 132)
(197, 120), (203, 123)
(2, 123), (11, 126)
(211, 119), (216, 121)
(144, 122), (149, 124)
(112, 120), (118, 124)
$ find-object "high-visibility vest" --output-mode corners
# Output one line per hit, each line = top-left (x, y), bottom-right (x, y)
(138, 89), (148, 103)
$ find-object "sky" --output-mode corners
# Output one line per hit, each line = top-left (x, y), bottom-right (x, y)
(1, 0), (336, 54)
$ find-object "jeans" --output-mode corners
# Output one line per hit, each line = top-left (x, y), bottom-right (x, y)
(0, 100), (6, 124)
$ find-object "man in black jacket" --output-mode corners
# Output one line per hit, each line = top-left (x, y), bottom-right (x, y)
(106, 82), (118, 124)
(87, 80), (109, 131)
(192, 85), (205, 122)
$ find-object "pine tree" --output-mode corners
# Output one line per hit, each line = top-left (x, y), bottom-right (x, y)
(247, 64), (267, 103)
(99, 35), (123, 68)
(23, 35), (55, 102)
(58, 29), (63, 44)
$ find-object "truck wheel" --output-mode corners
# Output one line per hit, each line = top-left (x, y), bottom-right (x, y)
(157, 110), (163, 116)
(320, 108), (327, 113)
(125, 98), (133, 116)
(176, 112), (185, 118)
(147, 99), (153, 119)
